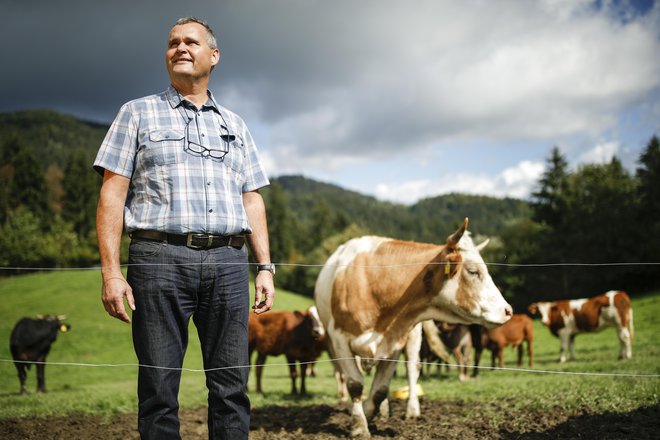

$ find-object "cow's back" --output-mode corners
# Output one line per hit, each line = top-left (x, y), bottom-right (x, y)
(315, 236), (442, 335)
(489, 314), (533, 345)
(250, 311), (300, 355)
(10, 318), (60, 360)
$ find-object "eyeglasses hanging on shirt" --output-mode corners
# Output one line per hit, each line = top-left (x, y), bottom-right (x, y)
(180, 104), (235, 160)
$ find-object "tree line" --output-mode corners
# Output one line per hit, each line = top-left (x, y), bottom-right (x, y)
(0, 111), (658, 310)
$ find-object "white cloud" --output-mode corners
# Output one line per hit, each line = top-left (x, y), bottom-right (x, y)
(576, 142), (620, 164)
(374, 160), (545, 204)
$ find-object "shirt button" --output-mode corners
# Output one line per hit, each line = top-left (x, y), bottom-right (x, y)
(201, 133), (206, 137)
(207, 181), (212, 186)
(209, 209), (213, 213)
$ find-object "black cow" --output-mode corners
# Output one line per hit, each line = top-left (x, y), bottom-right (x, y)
(10, 315), (71, 394)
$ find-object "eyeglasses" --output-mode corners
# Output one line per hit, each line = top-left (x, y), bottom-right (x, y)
(184, 120), (229, 160)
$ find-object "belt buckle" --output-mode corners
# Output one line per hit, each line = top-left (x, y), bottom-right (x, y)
(186, 233), (213, 249)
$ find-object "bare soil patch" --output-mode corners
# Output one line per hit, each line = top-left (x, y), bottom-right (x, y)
(1, 399), (657, 439)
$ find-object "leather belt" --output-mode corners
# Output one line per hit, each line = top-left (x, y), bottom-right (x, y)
(129, 230), (245, 250)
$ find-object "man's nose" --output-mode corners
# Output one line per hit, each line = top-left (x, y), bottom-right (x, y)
(176, 42), (188, 52)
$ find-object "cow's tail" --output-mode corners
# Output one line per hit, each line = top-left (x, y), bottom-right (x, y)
(421, 320), (451, 362)
(628, 308), (634, 341)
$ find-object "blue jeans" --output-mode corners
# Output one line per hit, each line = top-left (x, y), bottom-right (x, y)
(127, 238), (250, 439)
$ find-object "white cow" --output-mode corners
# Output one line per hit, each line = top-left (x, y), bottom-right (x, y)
(314, 218), (512, 437)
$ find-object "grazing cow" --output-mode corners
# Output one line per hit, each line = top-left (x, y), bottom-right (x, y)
(248, 305), (326, 395)
(315, 218), (512, 438)
(10, 315), (71, 394)
(472, 314), (533, 377)
(528, 290), (633, 363)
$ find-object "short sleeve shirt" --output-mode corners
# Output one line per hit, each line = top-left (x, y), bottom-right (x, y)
(93, 86), (270, 235)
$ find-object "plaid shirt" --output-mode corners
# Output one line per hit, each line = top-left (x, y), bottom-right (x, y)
(94, 86), (270, 235)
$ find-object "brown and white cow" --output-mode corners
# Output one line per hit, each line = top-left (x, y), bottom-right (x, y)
(314, 218), (512, 438)
(248, 305), (326, 395)
(472, 314), (533, 376)
(528, 290), (633, 363)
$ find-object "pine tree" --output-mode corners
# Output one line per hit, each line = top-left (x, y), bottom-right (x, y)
(9, 139), (48, 216)
(62, 149), (99, 237)
(264, 181), (295, 264)
(635, 136), (660, 287)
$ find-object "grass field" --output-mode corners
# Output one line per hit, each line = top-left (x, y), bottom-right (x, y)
(0, 270), (659, 424)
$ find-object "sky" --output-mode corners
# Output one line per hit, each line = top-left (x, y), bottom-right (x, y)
(2, 0), (659, 204)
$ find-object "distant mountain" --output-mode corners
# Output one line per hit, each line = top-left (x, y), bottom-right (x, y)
(269, 175), (531, 242)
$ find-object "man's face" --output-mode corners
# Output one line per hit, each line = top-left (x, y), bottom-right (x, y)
(166, 22), (219, 81)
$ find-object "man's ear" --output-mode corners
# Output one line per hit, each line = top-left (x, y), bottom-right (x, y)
(211, 49), (220, 67)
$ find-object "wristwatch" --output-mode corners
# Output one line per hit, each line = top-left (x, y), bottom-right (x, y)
(256, 263), (276, 275)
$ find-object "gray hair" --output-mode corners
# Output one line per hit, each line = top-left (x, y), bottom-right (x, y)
(173, 17), (218, 50)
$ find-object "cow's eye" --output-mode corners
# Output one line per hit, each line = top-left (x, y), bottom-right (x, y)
(466, 267), (480, 277)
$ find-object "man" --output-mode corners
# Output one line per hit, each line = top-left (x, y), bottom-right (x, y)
(94, 17), (275, 439)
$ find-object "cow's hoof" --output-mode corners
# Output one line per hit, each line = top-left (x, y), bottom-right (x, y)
(350, 424), (371, 439)
(406, 400), (421, 419)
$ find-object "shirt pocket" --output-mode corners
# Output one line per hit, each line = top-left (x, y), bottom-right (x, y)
(143, 129), (187, 166)
(222, 135), (246, 176)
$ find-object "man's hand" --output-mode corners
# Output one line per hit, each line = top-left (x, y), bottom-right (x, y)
(102, 276), (135, 323)
(252, 271), (275, 314)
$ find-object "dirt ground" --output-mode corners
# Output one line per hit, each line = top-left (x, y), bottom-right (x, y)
(1, 399), (658, 439)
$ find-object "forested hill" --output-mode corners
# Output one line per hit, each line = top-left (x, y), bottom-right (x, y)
(269, 175), (531, 243)
(0, 110), (108, 170)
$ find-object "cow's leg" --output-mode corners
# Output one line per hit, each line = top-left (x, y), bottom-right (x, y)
(617, 325), (632, 360)
(405, 323), (422, 418)
(14, 362), (27, 395)
(286, 356), (298, 395)
(498, 344), (505, 369)
(472, 344), (482, 378)
(517, 343), (523, 367)
(558, 330), (571, 363)
(569, 335), (576, 361)
(300, 362), (308, 395)
(255, 353), (267, 394)
(330, 334), (369, 438)
(528, 339), (534, 368)
(36, 356), (47, 393)
(363, 350), (401, 421)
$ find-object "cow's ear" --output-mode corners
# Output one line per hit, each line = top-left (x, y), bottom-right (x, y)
(528, 303), (538, 315)
(294, 310), (305, 319)
(446, 218), (469, 248)
(444, 252), (462, 278)
(475, 238), (490, 252)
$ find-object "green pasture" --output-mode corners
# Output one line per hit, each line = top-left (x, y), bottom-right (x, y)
(0, 270), (659, 422)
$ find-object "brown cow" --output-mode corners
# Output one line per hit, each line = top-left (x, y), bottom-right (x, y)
(472, 314), (533, 377)
(528, 290), (633, 363)
(248, 305), (325, 395)
(315, 218), (512, 438)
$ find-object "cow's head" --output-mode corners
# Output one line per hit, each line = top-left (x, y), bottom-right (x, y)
(36, 314), (71, 333)
(434, 218), (512, 329)
(528, 302), (552, 327)
(308, 305), (326, 340)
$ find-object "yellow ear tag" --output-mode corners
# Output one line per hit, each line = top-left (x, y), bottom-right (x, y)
(60, 324), (68, 333)
(444, 263), (451, 275)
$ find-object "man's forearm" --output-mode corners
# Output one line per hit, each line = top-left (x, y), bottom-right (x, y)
(97, 172), (130, 279)
(243, 190), (271, 264)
